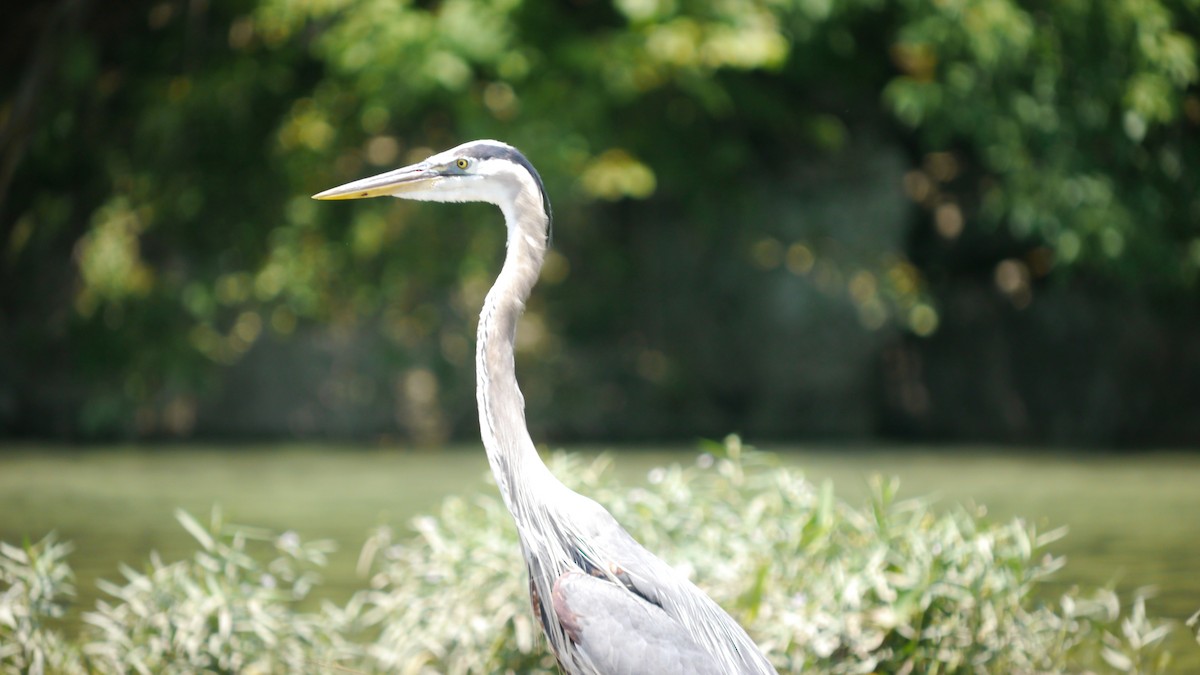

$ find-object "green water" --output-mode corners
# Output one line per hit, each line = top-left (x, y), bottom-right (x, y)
(2, 443), (1199, 669)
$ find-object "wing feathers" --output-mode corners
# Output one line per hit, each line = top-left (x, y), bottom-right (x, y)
(552, 571), (725, 675)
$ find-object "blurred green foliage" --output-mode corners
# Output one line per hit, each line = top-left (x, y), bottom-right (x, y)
(0, 443), (1188, 672)
(1, 0), (1197, 438)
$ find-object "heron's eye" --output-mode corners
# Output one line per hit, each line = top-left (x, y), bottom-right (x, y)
(455, 158), (470, 170)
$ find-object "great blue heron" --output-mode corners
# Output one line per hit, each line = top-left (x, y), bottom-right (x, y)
(314, 140), (777, 674)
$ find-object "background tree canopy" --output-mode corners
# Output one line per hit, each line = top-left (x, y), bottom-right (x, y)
(2, 0), (1198, 443)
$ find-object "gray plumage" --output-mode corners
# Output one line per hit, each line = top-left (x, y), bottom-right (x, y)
(553, 572), (724, 675)
(314, 139), (777, 675)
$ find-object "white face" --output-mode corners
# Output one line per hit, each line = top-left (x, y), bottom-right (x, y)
(311, 140), (531, 207)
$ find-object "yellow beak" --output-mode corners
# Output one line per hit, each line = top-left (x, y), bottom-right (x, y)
(311, 164), (437, 201)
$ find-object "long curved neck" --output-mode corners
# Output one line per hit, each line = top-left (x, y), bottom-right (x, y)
(476, 190), (559, 515)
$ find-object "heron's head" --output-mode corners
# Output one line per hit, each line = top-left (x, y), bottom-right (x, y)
(312, 139), (549, 214)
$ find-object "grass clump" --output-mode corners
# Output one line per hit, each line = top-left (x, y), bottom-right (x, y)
(81, 510), (356, 674)
(1, 437), (1192, 673)
(0, 536), (80, 673)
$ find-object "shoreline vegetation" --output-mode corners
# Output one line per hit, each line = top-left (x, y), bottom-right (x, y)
(3, 438), (1198, 673)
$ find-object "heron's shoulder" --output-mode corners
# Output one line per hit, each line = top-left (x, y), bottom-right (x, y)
(551, 570), (726, 675)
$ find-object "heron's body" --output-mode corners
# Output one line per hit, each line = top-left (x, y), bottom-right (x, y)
(315, 140), (776, 675)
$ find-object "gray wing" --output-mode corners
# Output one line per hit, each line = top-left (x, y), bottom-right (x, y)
(585, 516), (779, 674)
(552, 571), (724, 675)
